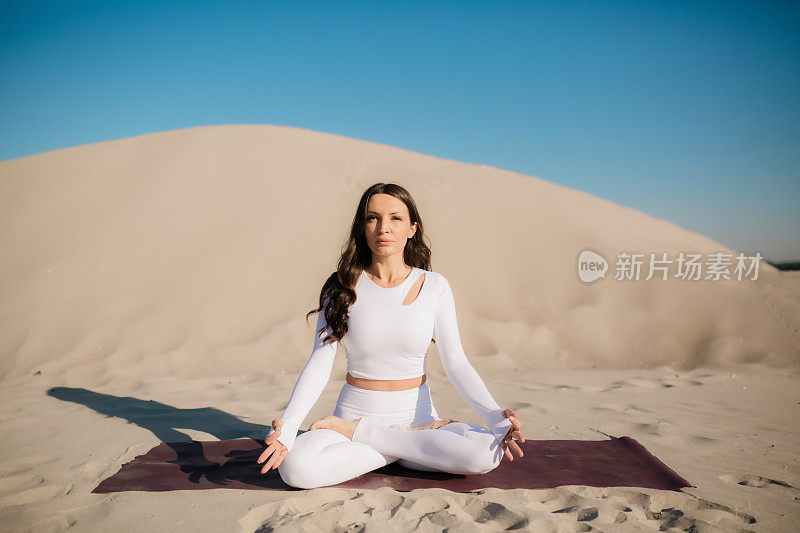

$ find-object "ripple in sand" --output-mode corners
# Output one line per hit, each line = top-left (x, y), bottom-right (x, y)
(0, 484), (70, 509)
(239, 484), (759, 532)
(0, 473), (45, 492)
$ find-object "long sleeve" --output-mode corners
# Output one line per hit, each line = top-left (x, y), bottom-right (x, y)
(433, 274), (513, 446)
(266, 306), (338, 452)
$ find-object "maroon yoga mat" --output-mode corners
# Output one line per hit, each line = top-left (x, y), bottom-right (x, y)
(92, 436), (692, 493)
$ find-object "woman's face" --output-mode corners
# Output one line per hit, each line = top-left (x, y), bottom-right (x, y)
(364, 193), (417, 262)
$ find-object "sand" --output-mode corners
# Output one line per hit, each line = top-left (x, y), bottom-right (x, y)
(0, 125), (798, 532)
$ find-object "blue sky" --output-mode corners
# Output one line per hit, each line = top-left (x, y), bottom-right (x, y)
(1, 0), (798, 262)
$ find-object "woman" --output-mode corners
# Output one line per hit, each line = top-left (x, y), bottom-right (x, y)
(257, 183), (525, 489)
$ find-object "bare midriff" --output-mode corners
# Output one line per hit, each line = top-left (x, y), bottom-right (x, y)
(346, 371), (426, 391)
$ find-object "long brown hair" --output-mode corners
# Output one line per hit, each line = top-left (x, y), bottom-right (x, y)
(307, 183), (432, 344)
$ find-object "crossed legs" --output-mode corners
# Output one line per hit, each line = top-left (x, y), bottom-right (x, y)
(277, 418), (503, 489)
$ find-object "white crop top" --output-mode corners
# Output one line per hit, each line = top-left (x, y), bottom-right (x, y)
(267, 268), (513, 451)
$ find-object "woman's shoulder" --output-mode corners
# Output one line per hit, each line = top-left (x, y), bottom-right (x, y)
(418, 267), (445, 281)
(419, 269), (453, 296)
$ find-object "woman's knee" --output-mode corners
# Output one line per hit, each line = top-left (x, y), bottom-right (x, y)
(466, 441), (502, 474)
(476, 438), (503, 474)
(456, 427), (503, 475)
(275, 429), (342, 489)
(277, 455), (320, 489)
(276, 443), (315, 489)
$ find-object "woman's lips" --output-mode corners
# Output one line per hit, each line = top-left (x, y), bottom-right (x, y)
(378, 240), (392, 245)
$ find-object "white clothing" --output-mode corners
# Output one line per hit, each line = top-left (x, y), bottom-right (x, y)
(277, 382), (504, 489)
(333, 381), (441, 429)
(267, 268), (512, 452)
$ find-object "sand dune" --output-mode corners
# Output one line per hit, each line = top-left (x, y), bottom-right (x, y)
(0, 125), (796, 383)
(0, 125), (798, 531)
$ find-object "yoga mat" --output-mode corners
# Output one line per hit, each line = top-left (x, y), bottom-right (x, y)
(92, 436), (693, 493)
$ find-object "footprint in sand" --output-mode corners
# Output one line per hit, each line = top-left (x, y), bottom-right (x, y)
(546, 383), (580, 392)
(625, 377), (676, 389)
(602, 375), (708, 391)
(539, 486), (757, 531)
(591, 403), (652, 415)
(720, 473), (800, 500)
(29, 514), (78, 532)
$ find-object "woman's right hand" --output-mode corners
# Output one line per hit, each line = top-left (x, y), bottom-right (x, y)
(499, 408), (525, 462)
(257, 418), (288, 473)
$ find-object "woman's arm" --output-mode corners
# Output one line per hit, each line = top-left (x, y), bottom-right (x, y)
(433, 274), (513, 446)
(266, 305), (338, 452)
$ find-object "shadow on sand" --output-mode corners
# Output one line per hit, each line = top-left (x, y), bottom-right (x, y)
(47, 386), (298, 491)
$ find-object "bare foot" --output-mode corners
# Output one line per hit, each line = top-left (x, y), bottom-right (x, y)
(409, 418), (459, 430)
(307, 415), (361, 440)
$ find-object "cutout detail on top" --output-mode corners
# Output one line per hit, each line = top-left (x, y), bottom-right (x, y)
(402, 273), (426, 306)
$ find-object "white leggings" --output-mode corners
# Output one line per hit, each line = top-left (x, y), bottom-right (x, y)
(277, 382), (504, 489)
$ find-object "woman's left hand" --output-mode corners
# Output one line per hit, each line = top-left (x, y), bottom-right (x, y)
(500, 408), (525, 461)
